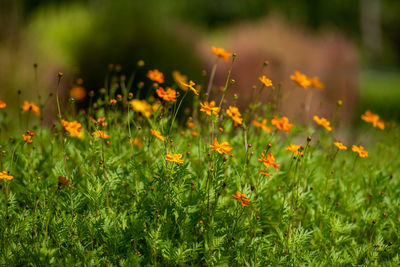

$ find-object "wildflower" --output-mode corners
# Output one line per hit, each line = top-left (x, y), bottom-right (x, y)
(22, 101), (40, 116)
(156, 87), (177, 102)
(200, 101), (220, 116)
(129, 99), (153, 117)
(232, 191), (251, 206)
(172, 70), (188, 90)
(337, 99), (343, 107)
(209, 138), (233, 156)
(226, 106), (243, 126)
(109, 99), (117, 104)
(333, 142), (347, 150)
(290, 70), (311, 89)
(147, 69), (164, 84)
(309, 77), (324, 90)
(181, 80), (199, 95)
(61, 119), (84, 138)
(271, 116), (293, 133)
(259, 75), (273, 87)
(150, 129), (165, 141)
(0, 171), (13, 180)
(361, 110), (384, 130)
(129, 137), (143, 148)
(313, 116), (332, 131)
(352, 145), (368, 158)
(0, 99), (6, 109)
(22, 131), (35, 143)
(252, 119), (272, 133)
(211, 46), (232, 62)
(258, 153), (279, 170)
(285, 144), (303, 156)
(70, 85), (86, 100)
(166, 153), (183, 164)
(258, 170), (272, 177)
(186, 121), (194, 129)
(92, 130), (110, 139)
(90, 116), (107, 127)
(191, 131), (198, 137)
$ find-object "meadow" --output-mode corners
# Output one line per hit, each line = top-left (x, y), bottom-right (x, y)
(0, 47), (399, 266)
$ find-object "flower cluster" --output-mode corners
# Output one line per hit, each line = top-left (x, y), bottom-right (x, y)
(61, 119), (84, 138)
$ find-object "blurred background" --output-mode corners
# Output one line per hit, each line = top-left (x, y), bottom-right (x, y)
(0, 0), (400, 124)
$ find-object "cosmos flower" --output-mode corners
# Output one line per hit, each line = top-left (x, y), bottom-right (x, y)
(0, 99), (6, 109)
(200, 101), (220, 116)
(61, 119), (84, 138)
(252, 119), (272, 133)
(22, 101), (40, 116)
(209, 138), (233, 156)
(150, 129), (165, 141)
(333, 142), (347, 150)
(361, 110), (384, 130)
(271, 116), (293, 133)
(92, 130), (110, 139)
(166, 153), (183, 164)
(0, 171), (13, 180)
(285, 144), (303, 156)
(313, 116), (332, 131)
(129, 99), (153, 118)
(232, 191), (251, 206)
(352, 145), (368, 158)
(147, 69), (164, 84)
(259, 75), (273, 87)
(226, 106), (243, 126)
(211, 46), (232, 62)
(181, 80), (199, 95)
(258, 153), (279, 171)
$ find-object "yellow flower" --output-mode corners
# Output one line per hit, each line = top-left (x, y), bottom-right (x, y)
(309, 77), (324, 90)
(0, 99), (6, 109)
(226, 106), (243, 126)
(211, 46), (232, 62)
(22, 101), (40, 116)
(62, 119), (84, 138)
(92, 130), (110, 139)
(232, 191), (251, 206)
(129, 99), (153, 117)
(258, 153), (280, 171)
(70, 85), (86, 100)
(271, 116), (293, 133)
(252, 119), (272, 133)
(150, 129), (165, 141)
(0, 171), (13, 180)
(259, 75), (273, 87)
(361, 110), (384, 130)
(209, 138), (233, 156)
(352, 145), (368, 158)
(172, 70), (188, 90)
(181, 80), (199, 95)
(290, 70), (312, 89)
(166, 153), (183, 164)
(313, 116), (332, 131)
(285, 144), (303, 156)
(109, 99), (117, 104)
(333, 141), (347, 150)
(200, 101), (220, 116)
(147, 69), (164, 84)
(156, 87), (177, 102)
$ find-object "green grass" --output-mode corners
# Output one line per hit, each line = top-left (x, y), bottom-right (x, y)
(0, 62), (399, 266)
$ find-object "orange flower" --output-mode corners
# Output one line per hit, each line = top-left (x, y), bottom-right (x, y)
(352, 145), (368, 158)
(259, 75), (273, 87)
(70, 85), (86, 100)
(209, 138), (233, 156)
(22, 131), (35, 143)
(313, 116), (332, 131)
(290, 70), (312, 89)
(186, 121), (195, 129)
(147, 69), (164, 84)
(181, 80), (199, 95)
(129, 99), (153, 117)
(232, 191), (251, 206)
(166, 153), (183, 164)
(156, 87), (177, 102)
(0, 99), (6, 109)
(258, 153), (279, 171)
(211, 46), (232, 62)
(172, 70), (188, 90)
(226, 106), (243, 126)
(200, 101), (220, 116)
(258, 170), (272, 177)
(22, 101), (40, 116)
(191, 131), (198, 137)
(252, 119), (272, 133)
(109, 99), (117, 104)
(333, 142), (347, 150)
(0, 171), (13, 180)
(92, 130), (110, 139)
(309, 77), (324, 89)
(285, 144), (303, 156)
(61, 119), (84, 138)
(271, 116), (293, 133)
(150, 129), (165, 141)
(361, 110), (384, 130)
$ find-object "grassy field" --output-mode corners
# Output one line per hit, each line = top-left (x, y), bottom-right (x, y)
(0, 50), (399, 266)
